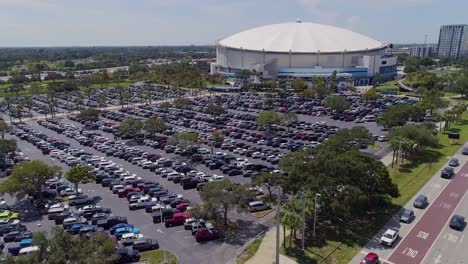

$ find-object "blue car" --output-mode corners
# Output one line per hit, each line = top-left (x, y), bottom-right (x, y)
(110, 223), (134, 235)
(114, 227), (140, 239)
(66, 223), (86, 234)
(19, 238), (33, 247)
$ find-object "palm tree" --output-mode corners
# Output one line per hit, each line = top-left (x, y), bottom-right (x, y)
(4, 97), (13, 123)
(22, 96), (33, 116)
(389, 136), (402, 167)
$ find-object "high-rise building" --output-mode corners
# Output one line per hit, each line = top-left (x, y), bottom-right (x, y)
(437, 24), (468, 59)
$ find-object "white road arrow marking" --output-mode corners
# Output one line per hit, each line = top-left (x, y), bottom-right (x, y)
(434, 254), (441, 264)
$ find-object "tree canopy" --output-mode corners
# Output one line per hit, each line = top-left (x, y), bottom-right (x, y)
(324, 95), (350, 112)
(0, 160), (61, 200)
(64, 165), (95, 193)
(256, 110), (282, 127)
(143, 118), (166, 135)
(119, 117), (142, 135)
(205, 104), (225, 115)
(77, 108), (100, 122)
(199, 180), (252, 226)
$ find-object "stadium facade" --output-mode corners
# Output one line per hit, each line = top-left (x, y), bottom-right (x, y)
(210, 21), (397, 86)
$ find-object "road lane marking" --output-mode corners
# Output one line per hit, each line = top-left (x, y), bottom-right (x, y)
(460, 234), (464, 243)
(420, 189), (468, 264)
(183, 236), (193, 239)
(387, 162), (468, 263)
(446, 233), (458, 243)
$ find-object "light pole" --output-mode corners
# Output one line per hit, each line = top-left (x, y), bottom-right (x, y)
(313, 193), (321, 239)
(275, 186), (281, 264)
(301, 190), (305, 250)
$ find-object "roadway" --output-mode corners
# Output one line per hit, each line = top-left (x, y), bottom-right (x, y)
(350, 143), (468, 264)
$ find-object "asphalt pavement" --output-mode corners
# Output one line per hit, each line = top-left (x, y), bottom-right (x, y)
(4, 120), (273, 264)
(350, 143), (468, 264)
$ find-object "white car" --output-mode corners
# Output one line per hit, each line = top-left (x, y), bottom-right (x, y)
(59, 188), (82, 196)
(121, 233), (143, 241)
(380, 228), (399, 246)
(210, 174), (225, 182)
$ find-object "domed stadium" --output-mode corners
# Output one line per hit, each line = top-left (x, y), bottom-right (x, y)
(210, 21), (397, 86)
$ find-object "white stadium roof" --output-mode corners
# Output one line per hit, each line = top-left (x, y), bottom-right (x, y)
(218, 21), (387, 53)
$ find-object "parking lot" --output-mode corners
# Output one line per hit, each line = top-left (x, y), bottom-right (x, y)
(0, 89), (415, 263)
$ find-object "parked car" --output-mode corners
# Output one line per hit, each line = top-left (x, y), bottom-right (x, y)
(130, 239), (159, 251)
(195, 227), (220, 243)
(248, 201), (271, 212)
(360, 252), (379, 264)
(164, 213), (187, 227)
(116, 245), (140, 264)
(441, 167), (455, 178)
(413, 195), (428, 209)
(380, 228), (399, 246)
(400, 209), (415, 223)
(449, 215), (466, 231)
(449, 158), (460, 167)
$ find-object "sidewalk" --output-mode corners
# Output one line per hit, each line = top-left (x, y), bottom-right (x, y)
(246, 226), (297, 264)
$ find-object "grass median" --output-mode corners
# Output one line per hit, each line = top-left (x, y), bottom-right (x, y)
(237, 234), (265, 264)
(140, 249), (178, 264)
(282, 114), (468, 264)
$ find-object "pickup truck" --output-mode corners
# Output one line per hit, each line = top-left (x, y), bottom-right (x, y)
(164, 212), (190, 227)
(380, 228), (399, 246)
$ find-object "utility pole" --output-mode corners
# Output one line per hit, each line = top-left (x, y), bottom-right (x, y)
(276, 186), (281, 264)
(313, 193), (321, 239)
(301, 190), (305, 250)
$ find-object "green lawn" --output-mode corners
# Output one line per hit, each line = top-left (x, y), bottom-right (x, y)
(375, 80), (399, 91)
(140, 250), (178, 264)
(282, 114), (468, 264)
(237, 234), (265, 264)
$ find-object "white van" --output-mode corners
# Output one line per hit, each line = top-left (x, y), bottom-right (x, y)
(248, 201), (271, 212)
(19, 246), (39, 255)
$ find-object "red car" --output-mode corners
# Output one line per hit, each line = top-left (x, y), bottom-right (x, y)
(118, 187), (141, 198)
(164, 213), (187, 227)
(195, 228), (220, 242)
(360, 252), (379, 264)
(175, 203), (189, 212)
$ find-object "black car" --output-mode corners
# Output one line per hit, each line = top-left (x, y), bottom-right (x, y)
(400, 209), (415, 223)
(462, 147), (468, 155)
(414, 195), (428, 209)
(69, 196), (96, 206)
(131, 239), (159, 251)
(441, 167), (455, 179)
(96, 216), (127, 229)
(116, 246), (140, 264)
(449, 215), (466, 231)
(3, 231), (21, 242)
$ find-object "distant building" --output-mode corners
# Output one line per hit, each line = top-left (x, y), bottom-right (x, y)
(387, 47), (410, 56)
(437, 24), (468, 59)
(410, 45), (434, 57)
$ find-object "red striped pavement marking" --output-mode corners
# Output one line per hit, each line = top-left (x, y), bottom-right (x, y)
(388, 161), (468, 264)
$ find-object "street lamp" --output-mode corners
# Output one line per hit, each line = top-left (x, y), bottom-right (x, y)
(313, 193), (321, 239)
(275, 184), (281, 264)
(301, 190), (305, 250)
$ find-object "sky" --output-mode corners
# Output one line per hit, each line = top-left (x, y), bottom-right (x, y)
(0, 0), (466, 47)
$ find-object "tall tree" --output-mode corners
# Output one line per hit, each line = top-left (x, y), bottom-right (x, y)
(0, 120), (8, 139)
(143, 118), (166, 136)
(0, 160), (61, 200)
(324, 95), (350, 113)
(282, 112), (298, 132)
(199, 180), (252, 226)
(64, 165), (95, 194)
